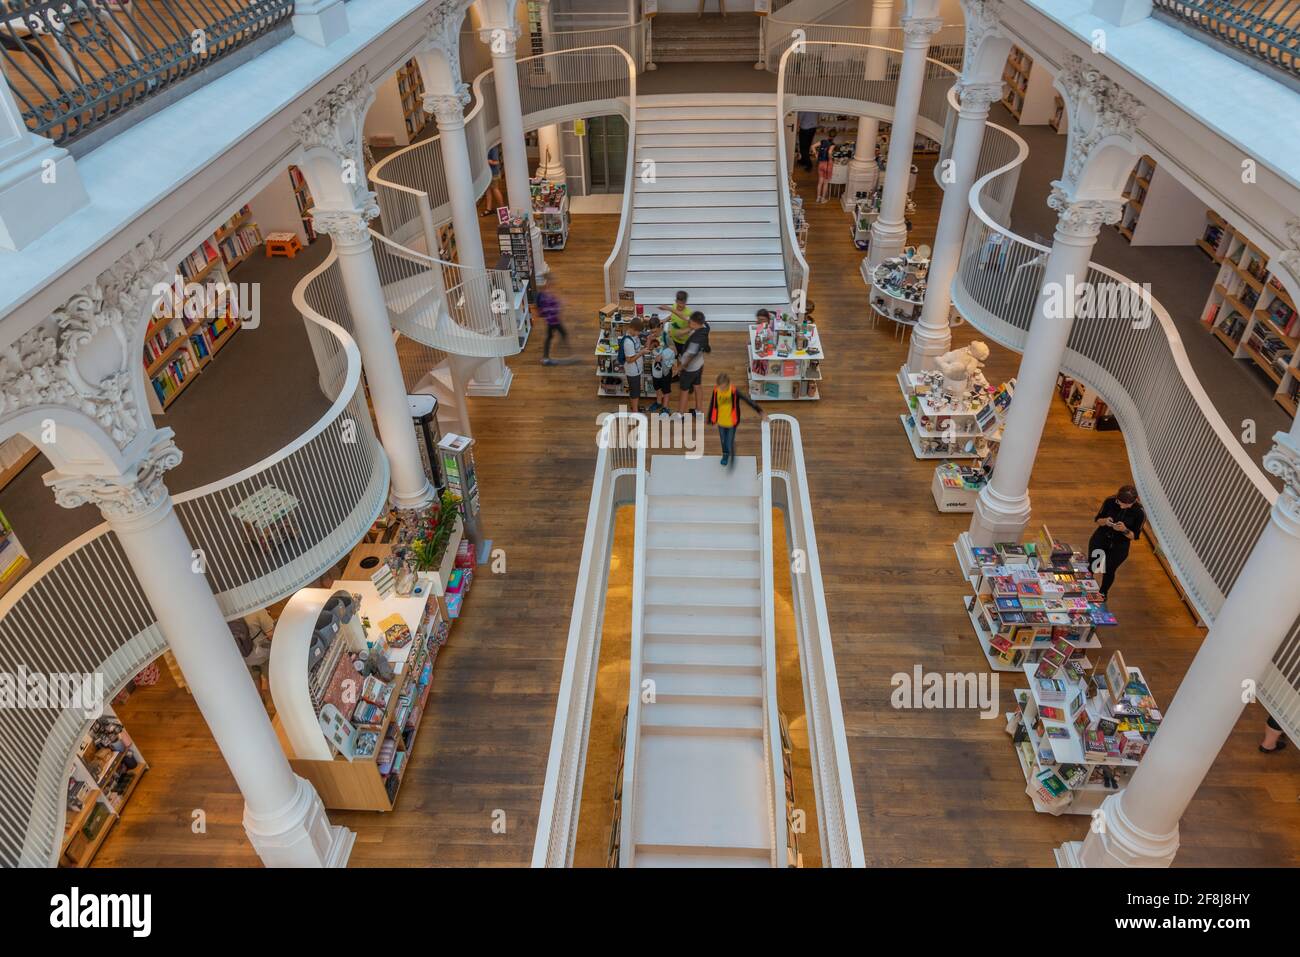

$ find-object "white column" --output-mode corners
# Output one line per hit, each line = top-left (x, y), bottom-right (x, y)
(486, 26), (550, 283)
(868, 13), (943, 266)
(1061, 422), (1300, 867)
(424, 89), (512, 398)
(536, 123), (567, 183)
(843, 0), (895, 210)
(0, 67), (89, 251)
(425, 89), (486, 272)
(906, 82), (1001, 372)
(968, 190), (1121, 545)
(45, 433), (352, 867)
(314, 207), (437, 510)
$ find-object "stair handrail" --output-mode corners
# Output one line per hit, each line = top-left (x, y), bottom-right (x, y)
(0, 246), (390, 868)
(760, 15), (966, 72)
(618, 413), (650, 866)
(759, 411), (790, 867)
(762, 413), (865, 867)
(774, 44), (812, 312)
(955, 119), (1276, 621)
(531, 411), (644, 866)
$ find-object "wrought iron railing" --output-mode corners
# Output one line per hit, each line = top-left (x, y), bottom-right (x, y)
(1, 0), (294, 146)
(1155, 0), (1300, 79)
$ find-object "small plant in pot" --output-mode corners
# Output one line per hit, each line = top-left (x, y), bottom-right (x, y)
(410, 490), (461, 585)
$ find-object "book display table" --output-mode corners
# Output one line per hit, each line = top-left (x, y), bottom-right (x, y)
(1007, 660), (1159, 817)
(898, 368), (1009, 461)
(748, 314), (823, 401)
(955, 534), (1117, 674)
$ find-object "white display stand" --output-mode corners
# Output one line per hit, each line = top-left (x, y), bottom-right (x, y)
(898, 367), (1009, 463)
(748, 318), (823, 401)
(932, 467), (982, 512)
(868, 256), (928, 339)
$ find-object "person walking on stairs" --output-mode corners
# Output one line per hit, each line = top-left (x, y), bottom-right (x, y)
(708, 373), (765, 468)
(1087, 485), (1145, 601)
(659, 290), (694, 356)
(674, 311), (710, 416)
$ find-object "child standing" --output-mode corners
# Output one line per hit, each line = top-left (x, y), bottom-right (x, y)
(649, 321), (676, 414)
(707, 372), (765, 468)
(658, 290), (693, 356)
(619, 318), (650, 413)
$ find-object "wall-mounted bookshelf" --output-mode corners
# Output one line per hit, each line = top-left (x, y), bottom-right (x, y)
(1000, 45), (1056, 125)
(396, 59), (427, 140)
(1200, 217), (1300, 415)
(1115, 154), (1155, 243)
(1048, 93), (1066, 134)
(288, 165), (316, 243)
(146, 205), (260, 413)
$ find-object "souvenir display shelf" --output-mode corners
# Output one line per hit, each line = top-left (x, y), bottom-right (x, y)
(747, 313), (823, 401)
(897, 368), (1005, 461)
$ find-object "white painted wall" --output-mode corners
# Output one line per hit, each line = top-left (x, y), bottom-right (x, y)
(1131, 163), (1203, 247)
(363, 72), (412, 148)
(248, 168), (310, 246)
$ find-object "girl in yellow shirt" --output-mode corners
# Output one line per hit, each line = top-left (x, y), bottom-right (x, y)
(706, 373), (766, 467)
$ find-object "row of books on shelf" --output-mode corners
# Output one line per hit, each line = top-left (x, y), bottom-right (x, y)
(750, 358), (820, 379)
(150, 347), (201, 405)
(216, 224), (263, 267)
(753, 379), (819, 399)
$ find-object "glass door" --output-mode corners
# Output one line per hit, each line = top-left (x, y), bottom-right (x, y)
(585, 115), (628, 194)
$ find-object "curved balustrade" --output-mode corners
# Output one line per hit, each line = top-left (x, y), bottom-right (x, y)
(537, 22), (648, 70)
(370, 229), (524, 359)
(760, 18), (966, 72)
(776, 41), (957, 307)
(952, 124), (1276, 622)
(0, 246), (390, 868)
(764, 415), (865, 868)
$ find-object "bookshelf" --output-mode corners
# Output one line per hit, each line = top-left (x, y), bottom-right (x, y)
(1200, 218), (1300, 414)
(531, 178), (570, 251)
(145, 205), (260, 413)
(1056, 373), (1116, 430)
(748, 314), (823, 401)
(288, 165), (316, 243)
(0, 508), (29, 598)
(999, 45), (1056, 125)
(396, 59), (427, 140)
(1007, 659), (1159, 816)
(1115, 154), (1155, 242)
(61, 707), (148, 867)
(1048, 93), (1066, 133)
(955, 532), (1116, 674)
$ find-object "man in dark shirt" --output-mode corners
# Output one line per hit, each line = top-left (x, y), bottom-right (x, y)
(1088, 484), (1145, 600)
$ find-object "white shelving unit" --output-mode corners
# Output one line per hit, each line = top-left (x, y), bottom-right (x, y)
(747, 320), (823, 401)
(897, 368), (1001, 461)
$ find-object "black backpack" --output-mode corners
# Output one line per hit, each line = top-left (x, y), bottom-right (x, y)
(691, 323), (711, 354)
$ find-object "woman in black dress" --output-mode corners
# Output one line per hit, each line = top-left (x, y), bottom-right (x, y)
(1088, 485), (1145, 601)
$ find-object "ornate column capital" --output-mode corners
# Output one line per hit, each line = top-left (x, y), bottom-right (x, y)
(311, 201), (380, 247)
(956, 81), (1004, 115)
(1, 232), (167, 456)
(479, 24), (520, 56)
(46, 431), (182, 523)
(291, 67), (374, 208)
(423, 84), (471, 129)
(1055, 55), (1145, 196)
(1265, 429), (1300, 527)
(422, 1), (467, 87)
(1047, 183), (1123, 240)
(901, 15), (944, 42)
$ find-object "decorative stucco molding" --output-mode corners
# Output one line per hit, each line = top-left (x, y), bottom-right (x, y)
(311, 202), (380, 246)
(1264, 430), (1300, 524)
(1047, 184), (1124, 239)
(1055, 55), (1145, 195)
(47, 430), (182, 520)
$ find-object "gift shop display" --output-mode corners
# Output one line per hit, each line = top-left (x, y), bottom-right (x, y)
(594, 296), (653, 399)
(867, 250), (929, 337)
(496, 208), (536, 302)
(898, 348), (1009, 462)
(530, 177), (570, 251)
(61, 708), (148, 867)
(748, 311), (822, 401)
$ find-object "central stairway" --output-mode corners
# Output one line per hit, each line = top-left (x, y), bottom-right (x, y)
(624, 453), (778, 867)
(626, 94), (789, 329)
(650, 12), (761, 63)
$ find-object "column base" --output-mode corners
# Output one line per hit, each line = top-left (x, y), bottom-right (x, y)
(389, 479), (437, 512)
(1071, 792), (1180, 867)
(906, 318), (951, 373)
(467, 358), (514, 398)
(536, 163), (566, 185)
(243, 775), (355, 868)
(969, 483), (1031, 547)
(867, 218), (908, 267)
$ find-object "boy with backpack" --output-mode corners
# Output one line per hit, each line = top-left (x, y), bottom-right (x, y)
(674, 311), (710, 415)
(618, 318), (651, 413)
(648, 319), (676, 414)
(707, 372), (766, 468)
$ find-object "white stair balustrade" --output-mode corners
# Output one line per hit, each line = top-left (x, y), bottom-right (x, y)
(625, 94), (791, 328)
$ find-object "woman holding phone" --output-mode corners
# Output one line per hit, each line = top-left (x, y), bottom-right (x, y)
(1088, 485), (1145, 601)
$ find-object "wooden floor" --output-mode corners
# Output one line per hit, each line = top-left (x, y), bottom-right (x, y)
(96, 154), (1300, 868)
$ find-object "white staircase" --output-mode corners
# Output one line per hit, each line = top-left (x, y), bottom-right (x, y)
(623, 453), (780, 867)
(626, 94), (791, 328)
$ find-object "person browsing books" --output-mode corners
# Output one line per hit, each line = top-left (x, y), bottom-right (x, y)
(1087, 485), (1145, 601)
(707, 372), (765, 468)
(674, 311), (710, 415)
(619, 317), (651, 414)
(659, 291), (694, 356)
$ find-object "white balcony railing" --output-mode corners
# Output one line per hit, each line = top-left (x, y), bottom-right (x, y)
(765, 414), (865, 868)
(759, 16), (966, 73)
(0, 245), (390, 868)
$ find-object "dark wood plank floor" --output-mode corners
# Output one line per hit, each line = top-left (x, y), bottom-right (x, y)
(96, 152), (1300, 868)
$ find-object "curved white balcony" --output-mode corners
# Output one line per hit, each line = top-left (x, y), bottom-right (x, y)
(0, 249), (390, 868)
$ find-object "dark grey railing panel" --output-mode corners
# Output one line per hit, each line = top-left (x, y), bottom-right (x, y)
(1155, 0), (1300, 80)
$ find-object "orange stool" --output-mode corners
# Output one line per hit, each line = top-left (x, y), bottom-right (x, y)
(265, 232), (303, 259)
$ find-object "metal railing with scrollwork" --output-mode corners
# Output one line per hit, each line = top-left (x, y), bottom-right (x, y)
(0, 241), (390, 868)
(1154, 0), (1300, 80)
(1, 0), (295, 147)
